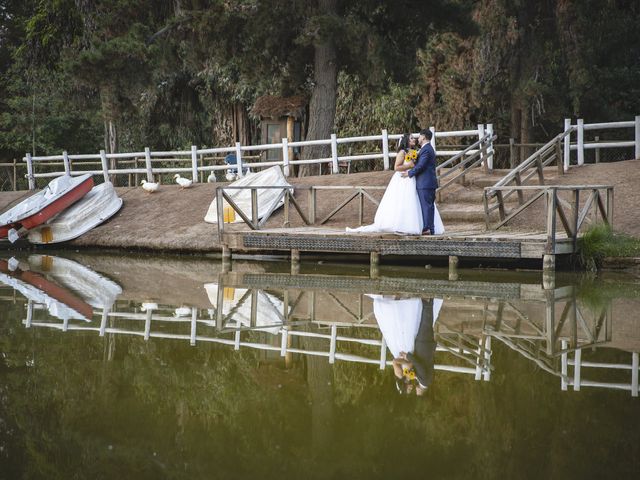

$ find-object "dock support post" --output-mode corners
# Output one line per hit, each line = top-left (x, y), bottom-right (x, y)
(543, 254), (556, 290)
(448, 255), (459, 281)
(291, 249), (300, 275)
(222, 245), (232, 273)
(370, 251), (379, 279)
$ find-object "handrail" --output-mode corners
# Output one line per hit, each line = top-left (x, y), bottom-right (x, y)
(490, 127), (575, 192)
(482, 185), (613, 254)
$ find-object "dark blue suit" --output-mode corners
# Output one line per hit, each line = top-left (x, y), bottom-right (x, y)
(408, 142), (438, 233)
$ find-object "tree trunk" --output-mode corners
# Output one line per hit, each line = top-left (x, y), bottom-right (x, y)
(101, 86), (119, 184)
(299, 0), (338, 177)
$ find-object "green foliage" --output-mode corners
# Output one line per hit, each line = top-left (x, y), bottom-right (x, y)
(578, 224), (640, 271)
(1, 0), (639, 165)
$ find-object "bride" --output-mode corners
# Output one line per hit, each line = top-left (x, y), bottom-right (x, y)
(346, 133), (444, 235)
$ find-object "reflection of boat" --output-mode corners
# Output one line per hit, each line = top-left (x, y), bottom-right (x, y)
(0, 258), (93, 321)
(204, 283), (285, 333)
(0, 174), (94, 241)
(27, 255), (122, 310)
(27, 182), (122, 244)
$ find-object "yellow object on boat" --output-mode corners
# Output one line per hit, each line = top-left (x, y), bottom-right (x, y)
(223, 206), (236, 223)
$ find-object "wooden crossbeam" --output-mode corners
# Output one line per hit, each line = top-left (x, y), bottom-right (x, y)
(319, 190), (360, 225)
(576, 189), (598, 232)
(222, 190), (256, 229)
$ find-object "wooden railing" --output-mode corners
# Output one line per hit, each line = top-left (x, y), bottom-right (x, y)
(483, 185), (613, 254)
(215, 185), (386, 236)
(563, 116), (640, 169)
(436, 133), (496, 201)
(483, 128), (574, 226)
(19, 126), (491, 190)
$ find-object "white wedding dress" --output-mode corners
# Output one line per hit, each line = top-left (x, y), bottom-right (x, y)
(346, 172), (445, 235)
(368, 295), (443, 358)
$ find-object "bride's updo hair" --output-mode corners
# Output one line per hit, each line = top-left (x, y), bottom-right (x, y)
(397, 134), (411, 152)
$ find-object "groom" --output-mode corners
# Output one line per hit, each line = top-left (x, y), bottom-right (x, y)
(402, 129), (438, 235)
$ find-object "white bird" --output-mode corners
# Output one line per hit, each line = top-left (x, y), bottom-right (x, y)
(174, 174), (193, 189)
(207, 172), (216, 183)
(174, 306), (192, 317)
(141, 302), (158, 312)
(141, 179), (160, 193)
(225, 172), (237, 182)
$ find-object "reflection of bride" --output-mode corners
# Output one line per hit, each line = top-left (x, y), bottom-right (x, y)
(346, 134), (444, 235)
(370, 295), (442, 358)
(369, 294), (442, 395)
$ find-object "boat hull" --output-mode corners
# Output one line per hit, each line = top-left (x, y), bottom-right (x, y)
(0, 174), (94, 239)
(28, 182), (122, 244)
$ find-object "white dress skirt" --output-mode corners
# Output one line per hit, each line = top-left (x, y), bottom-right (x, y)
(369, 295), (444, 359)
(346, 172), (445, 234)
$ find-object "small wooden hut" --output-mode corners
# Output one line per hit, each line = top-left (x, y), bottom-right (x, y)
(251, 95), (307, 162)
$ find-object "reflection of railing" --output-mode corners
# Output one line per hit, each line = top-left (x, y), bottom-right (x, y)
(21, 291), (491, 379)
(561, 342), (639, 397)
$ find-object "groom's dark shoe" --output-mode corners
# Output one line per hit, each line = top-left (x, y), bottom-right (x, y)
(421, 229), (432, 236)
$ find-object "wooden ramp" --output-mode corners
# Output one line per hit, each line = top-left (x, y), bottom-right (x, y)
(222, 227), (576, 260)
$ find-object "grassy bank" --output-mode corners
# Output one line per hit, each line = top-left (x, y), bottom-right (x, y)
(578, 225), (640, 270)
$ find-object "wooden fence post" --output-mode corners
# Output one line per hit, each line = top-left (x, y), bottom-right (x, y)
(381, 129), (390, 170)
(235, 142), (244, 178)
(282, 137), (290, 177)
(62, 151), (70, 176)
(509, 138), (516, 168)
(26, 153), (35, 190)
(486, 123), (494, 171)
(606, 187), (614, 228)
(191, 145), (198, 182)
(477, 124), (485, 166)
(577, 118), (585, 166)
(330, 133), (339, 174)
(635, 115), (640, 159)
(594, 136), (600, 164)
(144, 147), (153, 181)
(429, 126), (437, 155)
(100, 150), (109, 183)
(564, 118), (571, 171)
(555, 137), (563, 176)
(546, 188), (557, 255)
(12, 159), (17, 191)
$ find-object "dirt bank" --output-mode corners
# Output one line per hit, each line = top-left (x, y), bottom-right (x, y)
(0, 160), (637, 252)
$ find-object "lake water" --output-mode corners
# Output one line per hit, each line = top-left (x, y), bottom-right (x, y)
(0, 252), (639, 479)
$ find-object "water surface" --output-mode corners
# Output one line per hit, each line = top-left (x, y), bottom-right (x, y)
(1, 252), (639, 479)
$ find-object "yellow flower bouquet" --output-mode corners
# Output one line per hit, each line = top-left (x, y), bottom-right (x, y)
(404, 149), (417, 164)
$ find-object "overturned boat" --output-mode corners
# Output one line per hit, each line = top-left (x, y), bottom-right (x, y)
(0, 174), (94, 242)
(27, 181), (122, 244)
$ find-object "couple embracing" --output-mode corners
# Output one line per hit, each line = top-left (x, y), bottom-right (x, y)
(347, 129), (444, 235)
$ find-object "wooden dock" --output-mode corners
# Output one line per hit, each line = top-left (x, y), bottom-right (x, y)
(222, 227), (576, 261)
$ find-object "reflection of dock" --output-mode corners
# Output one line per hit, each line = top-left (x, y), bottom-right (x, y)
(11, 266), (640, 396)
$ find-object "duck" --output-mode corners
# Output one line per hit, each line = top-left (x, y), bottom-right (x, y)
(141, 179), (160, 193)
(174, 306), (192, 317)
(174, 174), (193, 189)
(207, 172), (216, 183)
(225, 172), (237, 182)
(141, 302), (158, 312)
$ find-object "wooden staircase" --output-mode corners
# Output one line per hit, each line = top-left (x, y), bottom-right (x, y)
(436, 166), (564, 234)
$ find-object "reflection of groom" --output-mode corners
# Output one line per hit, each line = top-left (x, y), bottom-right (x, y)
(402, 129), (437, 235)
